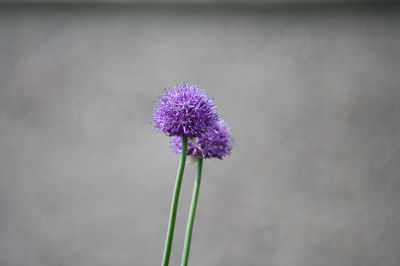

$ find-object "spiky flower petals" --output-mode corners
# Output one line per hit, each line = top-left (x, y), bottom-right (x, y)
(152, 82), (219, 137)
(171, 120), (233, 159)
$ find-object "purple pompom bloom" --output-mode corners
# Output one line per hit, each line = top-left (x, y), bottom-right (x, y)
(152, 82), (219, 137)
(171, 120), (233, 159)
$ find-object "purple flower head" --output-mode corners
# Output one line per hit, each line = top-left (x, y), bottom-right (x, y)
(152, 82), (219, 137)
(171, 120), (233, 159)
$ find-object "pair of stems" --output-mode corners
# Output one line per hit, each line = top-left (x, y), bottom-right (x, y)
(161, 136), (204, 266)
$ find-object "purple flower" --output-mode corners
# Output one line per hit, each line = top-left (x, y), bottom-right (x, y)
(171, 120), (233, 159)
(152, 82), (219, 137)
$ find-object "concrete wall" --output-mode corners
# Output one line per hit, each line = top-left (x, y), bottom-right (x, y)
(0, 5), (399, 266)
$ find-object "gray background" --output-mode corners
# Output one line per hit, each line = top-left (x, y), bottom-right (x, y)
(1, 3), (400, 266)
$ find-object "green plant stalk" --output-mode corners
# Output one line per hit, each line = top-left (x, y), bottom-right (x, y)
(181, 158), (203, 266)
(162, 136), (188, 266)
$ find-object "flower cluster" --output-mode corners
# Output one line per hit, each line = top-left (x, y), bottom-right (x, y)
(171, 120), (232, 159)
(152, 82), (218, 137)
(153, 81), (232, 159)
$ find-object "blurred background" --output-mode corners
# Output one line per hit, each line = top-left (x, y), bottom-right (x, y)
(1, 1), (400, 266)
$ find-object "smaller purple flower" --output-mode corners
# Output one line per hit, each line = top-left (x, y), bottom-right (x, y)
(171, 120), (233, 159)
(152, 82), (219, 137)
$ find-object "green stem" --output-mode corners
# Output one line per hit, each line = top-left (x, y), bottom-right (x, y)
(181, 158), (203, 266)
(162, 136), (188, 266)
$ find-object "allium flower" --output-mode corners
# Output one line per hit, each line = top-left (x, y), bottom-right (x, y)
(171, 120), (233, 159)
(152, 82), (219, 137)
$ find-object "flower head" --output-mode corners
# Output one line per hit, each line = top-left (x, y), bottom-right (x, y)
(152, 82), (219, 137)
(171, 120), (233, 159)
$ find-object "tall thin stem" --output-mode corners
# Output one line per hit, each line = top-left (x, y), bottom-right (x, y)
(181, 158), (203, 266)
(162, 136), (188, 266)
